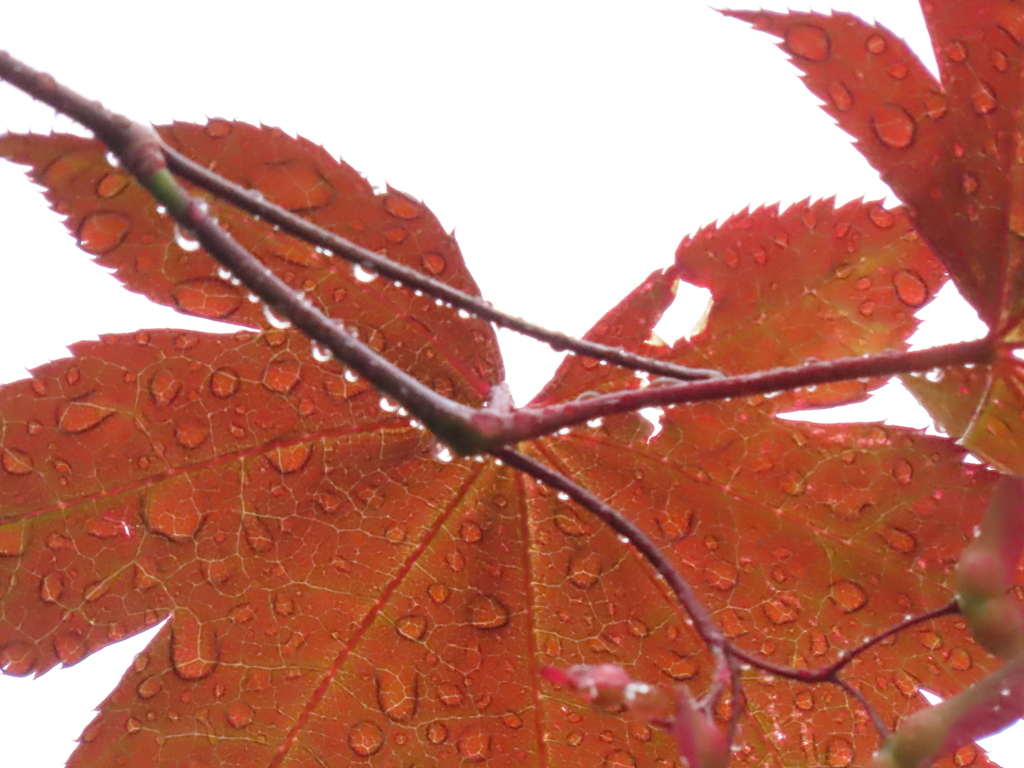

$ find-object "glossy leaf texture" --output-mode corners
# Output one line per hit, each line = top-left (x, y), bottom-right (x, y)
(725, 0), (1024, 487)
(0, 112), (1006, 768)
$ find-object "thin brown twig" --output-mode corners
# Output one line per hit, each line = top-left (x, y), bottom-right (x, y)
(835, 678), (890, 741)
(491, 450), (741, 733)
(163, 144), (721, 382)
(471, 341), (994, 444)
(727, 600), (960, 683)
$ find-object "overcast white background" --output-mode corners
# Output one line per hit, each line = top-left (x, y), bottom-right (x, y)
(0, 1), (1012, 765)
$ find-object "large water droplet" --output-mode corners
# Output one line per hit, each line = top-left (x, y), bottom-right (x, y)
(866, 34), (887, 54)
(1, 447), (33, 475)
(173, 223), (201, 252)
(267, 442), (313, 474)
(764, 597), (800, 624)
(58, 402), (115, 434)
(225, 701), (254, 729)
(175, 421), (209, 450)
(437, 682), (463, 707)
(421, 252), (447, 275)
(384, 193), (423, 220)
(880, 526), (916, 554)
(396, 614), (428, 641)
(893, 270), (929, 307)
(794, 688), (814, 710)
(77, 212), (130, 254)
(891, 458), (914, 484)
(39, 572), (64, 603)
(468, 593), (510, 629)
(457, 728), (492, 762)
(828, 82), (853, 111)
(0, 641), (37, 676)
(826, 737), (854, 767)
(137, 676), (162, 700)
(147, 474), (204, 540)
(149, 371), (182, 408)
(54, 629), (87, 665)
(429, 583), (450, 603)
(658, 651), (699, 681)
(950, 648), (973, 671)
(785, 24), (830, 61)
(348, 720), (385, 757)
(262, 358), (302, 393)
(567, 551), (602, 589)
(172, 278), (242, 319)
(96, 173), (129, 198)
(376, 667), (419, 722)
(427, 721), (448, 744)
(831, 580), (868, 613)
(972, 82), (998, 114)
(171, 611), (219, 680)
(872, 105), (916, 149)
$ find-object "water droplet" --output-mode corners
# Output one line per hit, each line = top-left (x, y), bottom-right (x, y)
(872, 105), (916, 149)
(566, 731), (584, 747)
(459, 520), (483, 543)
(502, 712), (524, 730)
(353, 264), (377, 283)
(567, 551), (602, 589)
(992, 49), (1010, 72)
(175, 421), (209, 449)
(77, 212), (130, 254)
(866, 34), (887, 54)
(831, 580), (868, 613)
(39, 572), (64, 603)
(446, 550), (466, 571)
(880, 526), (916, 553)
(173, 223), (201, 252)
(230, 604), (256, 624)
(972, 82), (998, 114)
(96, 173), (129, 198)
(376, 667), (419, 722)
(457, 728), (492, 762)
(437, 682), (463, 707)
(84, 580), (110, 602)
(205, 119), (232, 137)
(468, 593), (510, 629)
(891, 458), (914, 484)
(794, 688), (814, 710)
(209, 367), (240, 398)
(893, 270), (929, 307)
(137, 676), (162, 700)
(888, 62), (909, 79)
(825, 736), (854, 767)
(893, 670), (919, 697)
(226, 701), (254, 728)
(243, 514), (274, 553)
(262, 303), (293, 329)
(149, 371), (182, 408)
(828, 82), (853, 111)
(429, 583), (450, 603)
(396, 614), (428, 641)
(955, 744), (978, 766)
(58, 402), (114, 434)
(147, 474), (204, 539)
(658, 651), (699, 681)
(950, 648), (972, 670)
(384, 522), (407, 544)
(945, 40), (968, 63)
(384, 193), (423, 220)
(605, 750), (637, 768)
(267, 442), (313, 474)
(781, 471), (807, 496)
(124, 717), (142, 734)
(310, 342), (332, 362)
(859, 300), (876, 317)
(348, 720), (385, 756)
(262, 358), (302, 393)
(424, 721), (448, 744)
(785, 24), (830, 61)
(869, 206), (895, 228)
(703, 560), (739, 591)
(171, 611), (218, 680)
(172, 278), (242, 319)
(1, 447), (33, 475)
(54, 629), (87, 665)
(764, 597), (800, 624)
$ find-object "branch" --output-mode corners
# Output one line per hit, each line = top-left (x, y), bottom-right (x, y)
(0, 51), (487, 454)
(162, 146), (722, 383)
(727, 600), (960, 684)
(492, 449), (734, 672)
(472, 341), (995, 444)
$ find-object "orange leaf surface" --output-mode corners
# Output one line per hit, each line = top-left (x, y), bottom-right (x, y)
(0, 70), (1008, 768)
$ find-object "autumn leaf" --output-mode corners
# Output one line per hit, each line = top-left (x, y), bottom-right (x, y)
(0, 108), (1007, 768)
(724, 2), (1024, 476)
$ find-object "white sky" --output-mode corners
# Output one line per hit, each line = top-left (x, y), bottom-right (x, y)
(0, 1), (1012, 765)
